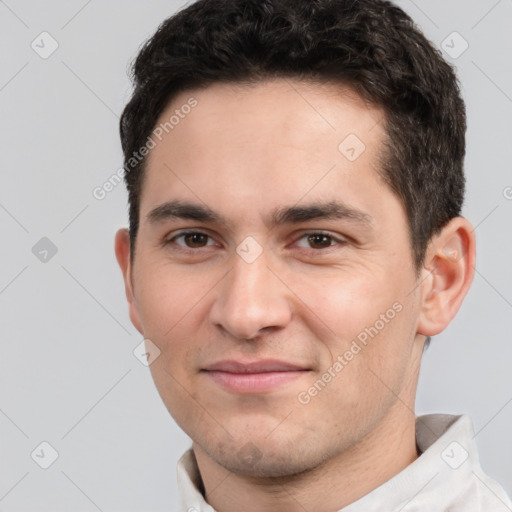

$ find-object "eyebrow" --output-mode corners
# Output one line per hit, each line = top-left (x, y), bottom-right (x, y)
(146, 199), (373, 228)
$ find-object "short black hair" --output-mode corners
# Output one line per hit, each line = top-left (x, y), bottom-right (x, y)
(119, 0), (466, 268)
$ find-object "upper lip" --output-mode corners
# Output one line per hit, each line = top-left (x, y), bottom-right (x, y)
(203, 359), (309, 373)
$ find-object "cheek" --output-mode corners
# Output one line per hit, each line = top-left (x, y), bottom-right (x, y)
(291, 265), (417, 394)
(133, 261), (214, 398)
(137, 263), (212, 429)
(135, 259), (221, 338)
(289, 263), (406, 342)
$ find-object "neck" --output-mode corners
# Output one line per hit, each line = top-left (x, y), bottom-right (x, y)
(193, 405), (419, 512)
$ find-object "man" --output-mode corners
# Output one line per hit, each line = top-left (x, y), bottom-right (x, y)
(114, 0), (512, 510)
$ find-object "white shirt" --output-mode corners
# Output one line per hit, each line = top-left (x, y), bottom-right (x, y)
(176, 414), (512, 511)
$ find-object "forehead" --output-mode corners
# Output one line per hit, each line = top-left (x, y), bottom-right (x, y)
(140, 79), (389, 222)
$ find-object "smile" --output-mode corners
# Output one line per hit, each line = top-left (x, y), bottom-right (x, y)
(203, 370), (310, 393)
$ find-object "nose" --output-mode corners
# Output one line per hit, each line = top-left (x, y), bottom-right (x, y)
(209, 251), (292, 341)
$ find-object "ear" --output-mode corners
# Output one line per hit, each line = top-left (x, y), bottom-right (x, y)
(114, 228), (144, 335)
(417, 217), (476, 337)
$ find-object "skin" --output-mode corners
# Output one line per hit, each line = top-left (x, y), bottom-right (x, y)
(115, 79), (475, 511)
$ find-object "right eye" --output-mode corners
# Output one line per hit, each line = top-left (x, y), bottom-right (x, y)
(166, 231), (218, 249)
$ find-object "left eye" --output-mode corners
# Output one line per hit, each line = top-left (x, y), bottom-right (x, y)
(296, 233), (345, 250)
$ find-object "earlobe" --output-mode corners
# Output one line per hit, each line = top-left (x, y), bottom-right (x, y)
(417, 217), (476, 337)
(114, 228), (144, 335)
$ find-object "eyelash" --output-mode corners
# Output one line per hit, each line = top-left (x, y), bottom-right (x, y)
(164, 230), (347, 253)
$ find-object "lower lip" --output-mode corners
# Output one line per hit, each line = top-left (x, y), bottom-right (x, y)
(204, 370), (309, 393)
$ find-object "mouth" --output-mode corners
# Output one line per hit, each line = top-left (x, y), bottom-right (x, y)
(201, 359), (311, 393)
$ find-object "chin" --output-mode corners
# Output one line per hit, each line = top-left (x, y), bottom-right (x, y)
(203, 436), (328, 480)
(219, 452), (313, 479)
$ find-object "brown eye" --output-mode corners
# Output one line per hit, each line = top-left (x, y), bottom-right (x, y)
(307, 234), (333, 249)
(166, 231), (215, 250)
(183, 233), (209, 248)
(294, 231), (347, 252)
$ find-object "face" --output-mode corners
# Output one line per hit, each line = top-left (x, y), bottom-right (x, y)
(119, 79), (426, 478)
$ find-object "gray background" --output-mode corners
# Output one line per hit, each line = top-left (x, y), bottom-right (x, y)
(0, 0), (511, 510)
